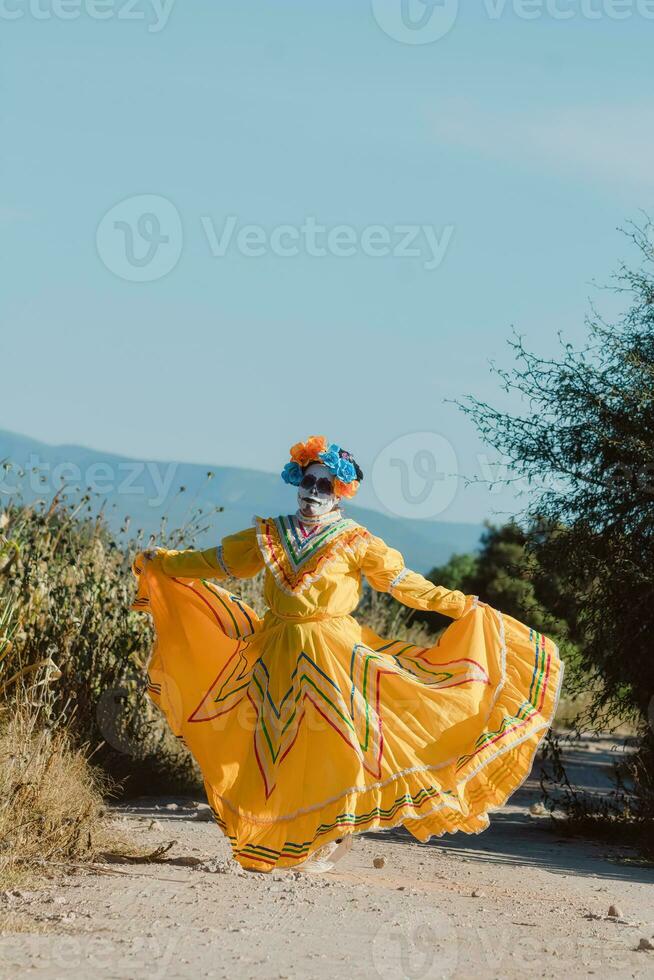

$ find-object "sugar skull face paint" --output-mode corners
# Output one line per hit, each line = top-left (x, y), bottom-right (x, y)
(297, 462), (337, 519)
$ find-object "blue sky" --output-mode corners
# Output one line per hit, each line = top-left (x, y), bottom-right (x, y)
(2, 1), (652, 523)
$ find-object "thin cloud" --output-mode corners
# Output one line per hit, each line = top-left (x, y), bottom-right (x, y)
(0, 206), (34, 222)
(432, 101), (654, 192)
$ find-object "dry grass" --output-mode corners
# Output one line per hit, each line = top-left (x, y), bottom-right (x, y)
(0, 698), (111, 891)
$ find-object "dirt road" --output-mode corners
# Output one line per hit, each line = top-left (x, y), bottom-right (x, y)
(2, 737), (653, 979)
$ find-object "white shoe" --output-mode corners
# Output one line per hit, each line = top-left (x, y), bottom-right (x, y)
(297, 835), (353, 874)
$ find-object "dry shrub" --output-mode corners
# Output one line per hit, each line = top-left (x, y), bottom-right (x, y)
(0, 696), (109, 888)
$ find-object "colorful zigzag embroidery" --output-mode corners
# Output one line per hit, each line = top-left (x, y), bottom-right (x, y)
(255, 514), (370, 594)
(187, 637), (489, 798)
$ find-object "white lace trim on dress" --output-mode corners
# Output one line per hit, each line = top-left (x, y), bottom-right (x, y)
(389, 567), (410, 590)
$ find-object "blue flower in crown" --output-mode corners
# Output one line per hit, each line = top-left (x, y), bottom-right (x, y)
(318, 443), (357, 484)
(335, 456), (357, 483)
(318, 443), (341, 473)
(281, 461), (303, 486)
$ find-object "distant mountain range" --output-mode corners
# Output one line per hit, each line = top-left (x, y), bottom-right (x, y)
(0, 429), (484, 572)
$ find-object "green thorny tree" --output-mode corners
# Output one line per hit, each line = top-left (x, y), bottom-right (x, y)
(459, 220), (654, 837)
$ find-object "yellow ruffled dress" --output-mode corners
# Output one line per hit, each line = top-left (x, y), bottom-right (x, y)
(133, 510), (562, 871)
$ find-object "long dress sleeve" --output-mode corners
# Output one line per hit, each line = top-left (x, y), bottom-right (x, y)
(156, 526), (264, 580)
(360, 534), (473, 620)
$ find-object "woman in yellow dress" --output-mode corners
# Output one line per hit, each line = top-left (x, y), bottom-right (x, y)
(133, 435), (562, 873)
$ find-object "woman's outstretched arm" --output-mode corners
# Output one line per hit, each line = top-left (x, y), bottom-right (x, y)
(144, 526), (264, 580)
(360, 534), (475, 620)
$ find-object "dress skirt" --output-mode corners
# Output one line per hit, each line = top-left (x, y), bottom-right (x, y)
(132, 561), (563, 871)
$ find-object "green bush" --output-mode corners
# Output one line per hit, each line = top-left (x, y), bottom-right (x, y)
(0, 494), (198, 795)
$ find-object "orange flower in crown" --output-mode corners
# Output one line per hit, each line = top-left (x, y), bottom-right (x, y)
(282, 436), (364, 499)
(333, 478), (359, 499)
(289, 435), (328, 468)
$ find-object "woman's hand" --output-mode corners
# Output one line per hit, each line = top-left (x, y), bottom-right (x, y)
(142, 546), (169, 560)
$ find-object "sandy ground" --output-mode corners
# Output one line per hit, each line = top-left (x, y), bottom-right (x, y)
(2, 737), (654, 980)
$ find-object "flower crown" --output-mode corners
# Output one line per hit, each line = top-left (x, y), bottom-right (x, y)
(281, 435), (363, 499)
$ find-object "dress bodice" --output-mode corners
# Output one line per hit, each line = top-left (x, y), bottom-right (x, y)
(222, 513), (370, 620)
